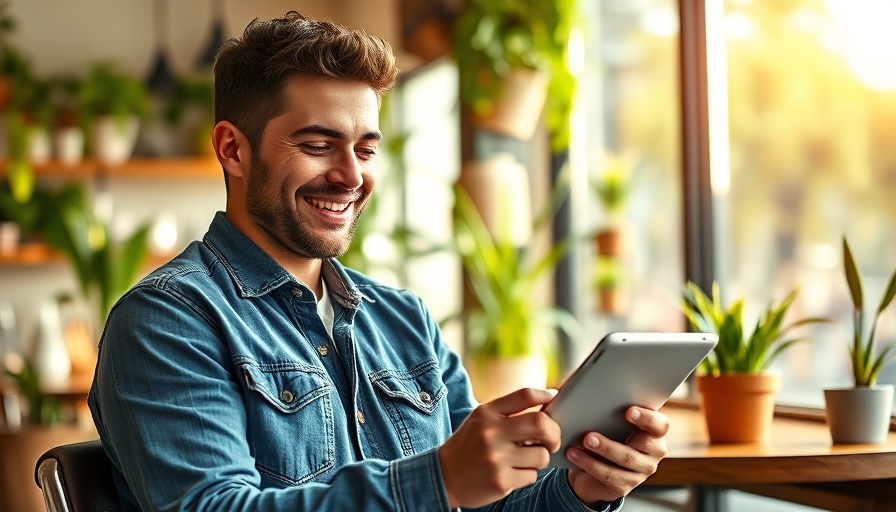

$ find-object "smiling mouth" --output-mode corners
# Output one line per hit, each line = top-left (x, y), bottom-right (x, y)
(306, 197), (353, 213)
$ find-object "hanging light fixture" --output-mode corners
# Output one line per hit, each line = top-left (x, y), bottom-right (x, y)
(195, 0), (226, 71)
(146, 0), (177, 95)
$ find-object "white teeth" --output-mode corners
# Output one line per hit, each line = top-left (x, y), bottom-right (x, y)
(309, 198), (350, 212)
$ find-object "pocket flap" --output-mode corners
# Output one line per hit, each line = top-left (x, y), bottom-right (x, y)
(369, 360), (446, 414)
(240, 361), (330, 414)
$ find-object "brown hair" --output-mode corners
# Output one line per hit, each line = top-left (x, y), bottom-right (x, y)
(214, 11), (398, 152)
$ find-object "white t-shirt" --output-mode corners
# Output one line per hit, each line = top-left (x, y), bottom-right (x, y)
(316, 277), (336, 343)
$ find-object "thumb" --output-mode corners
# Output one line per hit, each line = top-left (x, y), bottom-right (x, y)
(486, 388), (558, 417)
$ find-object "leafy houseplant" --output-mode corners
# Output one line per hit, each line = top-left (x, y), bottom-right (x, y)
(78, 62), (150, 128)
(164, 75), (215, 156)
(592, 152), (637, 257)
(453, 185), (579, 401)
(841, 237), (896, 386)
(682, 281), (824, 375)
(78, 62), (150, 165)
(4, 354), (62, 425)
(824, 238), (896, 444)
(681, 280), (826, 443)
(592, 256), (625, 316)
(38, 182), (151, 330)
(451, 0), (579, 152)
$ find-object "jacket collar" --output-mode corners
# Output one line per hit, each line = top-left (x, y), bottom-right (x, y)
(203, 212), (362, 309)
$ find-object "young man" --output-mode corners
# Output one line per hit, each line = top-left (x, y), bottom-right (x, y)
(88, 11), (669, 511)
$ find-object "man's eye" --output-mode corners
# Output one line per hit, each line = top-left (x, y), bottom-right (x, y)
(300, 144), (330, 153)
(356, 148), (377, 160)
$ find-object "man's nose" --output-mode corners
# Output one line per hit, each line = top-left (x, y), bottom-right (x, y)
(327, 151), (364, 189)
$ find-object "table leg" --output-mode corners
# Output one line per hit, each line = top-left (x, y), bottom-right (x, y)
(690, 486), (727, 512)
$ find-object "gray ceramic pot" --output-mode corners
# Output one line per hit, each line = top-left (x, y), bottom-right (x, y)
(823, 385), (894, 444)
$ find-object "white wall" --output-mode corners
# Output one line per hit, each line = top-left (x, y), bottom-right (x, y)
(5, 1), (414, 77)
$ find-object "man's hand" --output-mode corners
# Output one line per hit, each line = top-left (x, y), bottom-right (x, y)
(438, 388), (561, 508)
(566, 406), (670, 507)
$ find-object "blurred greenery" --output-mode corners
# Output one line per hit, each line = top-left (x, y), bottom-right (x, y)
(37, 183), (151, 328)
(164, 74), (214, 155)
(78, 61), (151, 130)
(452, 0), (579, 152)
(4, 355), (62, 425)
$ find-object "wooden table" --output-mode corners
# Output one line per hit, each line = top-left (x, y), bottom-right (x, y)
(646, 404), (896, 511)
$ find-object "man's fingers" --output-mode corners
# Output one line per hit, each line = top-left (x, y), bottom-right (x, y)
(626, 407), (670, 438)
(574, 433), (661, 476)
(486, 388), (558, 417)
(504, 410), (562, 452)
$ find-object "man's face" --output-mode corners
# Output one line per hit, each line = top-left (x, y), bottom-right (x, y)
(244, 75), (381, 259)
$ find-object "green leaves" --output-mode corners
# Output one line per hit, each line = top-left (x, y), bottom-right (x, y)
(842, 237), (896, 386)
(681, 281), (827, 375)
(452, 0), (579, 153)
(78, 62), (150, 128)
(453, 187), (578, 359)
(37, 182), (150, 328)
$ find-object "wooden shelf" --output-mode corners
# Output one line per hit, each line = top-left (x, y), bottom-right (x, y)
(3, 157), (222, 180)
(0, 243), (62, 266)
(0, 157), (218, 267)
(0, 243), (174, 268)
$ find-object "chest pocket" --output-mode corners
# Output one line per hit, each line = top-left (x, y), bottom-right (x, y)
(239, 361), (335, 485)
(369, 359), (450, 456)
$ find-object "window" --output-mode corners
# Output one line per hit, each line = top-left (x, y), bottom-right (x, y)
(573, 0), (684, 366)
(579, 0), (896, 408)
(720, 0), (896, 407)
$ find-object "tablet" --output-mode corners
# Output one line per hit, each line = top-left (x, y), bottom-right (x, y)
(542, 331), (718, 470)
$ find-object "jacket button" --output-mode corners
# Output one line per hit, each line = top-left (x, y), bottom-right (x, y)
(292, 288), (303, 297)
(418, 391), (432, 403)
(317, 345), (329, 356)
(356, 410), (366, 425)
(280, 390), (294, 404)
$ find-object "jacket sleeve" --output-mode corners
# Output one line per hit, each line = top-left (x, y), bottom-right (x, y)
(89, 286), (452, 512)
(417, 298), (623, 512)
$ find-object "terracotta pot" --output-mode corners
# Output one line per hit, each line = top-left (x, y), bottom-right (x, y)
(824, 385), (894, 444)
(696, 373), (780, 443)
(471, 67), (548, 141)
(594, 227), (626, 257)
(597, 288), (626, 316)
(468, 354), (548, 404)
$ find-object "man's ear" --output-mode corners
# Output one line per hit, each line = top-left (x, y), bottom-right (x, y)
(212, 121), (249, 179)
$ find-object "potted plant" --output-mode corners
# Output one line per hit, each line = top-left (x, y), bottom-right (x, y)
(49, 74), (86, 165)
(37, 181), (151, 330)
(451, 0), (579, 151)
(824, 238), (896, 444)
(681, 281), (827, 443)
(591, 151), (637, 257)
(592, 256), (626, 316)
(0, 103), (40, 255)
(9, 70), (54, 165)
(164, 74), (214, 157)
(78, 62), (150, 166)
(452, 185), (579, 403)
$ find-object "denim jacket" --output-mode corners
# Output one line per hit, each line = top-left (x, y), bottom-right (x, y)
(88, 212), (621, 512)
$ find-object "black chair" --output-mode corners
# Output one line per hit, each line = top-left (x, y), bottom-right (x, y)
(34, 439), (121, 512)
